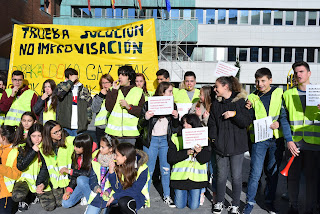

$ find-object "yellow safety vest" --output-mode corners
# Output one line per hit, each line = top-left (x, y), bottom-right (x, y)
(94, 100), (110, 127)
(105, 87), (143, 137)
(170, 134), (208, 182)
(0, 93), (5, 125)
(4, 147), (19, 193)
(283, 87), (320, 145)
(4, 88), (35, 126)
(174, 88), (200, 104)
(43, 108), (56, 125)
(248, 88), (283, 142)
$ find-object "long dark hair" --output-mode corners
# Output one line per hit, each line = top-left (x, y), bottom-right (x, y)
(154, 82), (172, 96)
(216, 76), (242, 93)
(19, 123), (43, 156)
(197, 85), (214, 112)
(42, 120), (67, 156)
(13, 112), (37, 147)
(135, 73), (148, 95)
(0, 125), (16, 144)
(42, 79), (58, 112)
(115, 143), (137, 190)
(72, 134), (93, 171)
(100, 135), (119, 152)
(178, 113), (203, 136)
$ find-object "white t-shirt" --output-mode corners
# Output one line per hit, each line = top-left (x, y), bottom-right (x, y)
(70, 82), (82, 129)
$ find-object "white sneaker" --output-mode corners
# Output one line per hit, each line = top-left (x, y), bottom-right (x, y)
(31, 197), (40, 204)
(227, 205), (240, 214)
(163, 196), (175, 208)
(18, 202), (29, 212)
(212, 202), (224, 214)
(80, 197), (87, 206)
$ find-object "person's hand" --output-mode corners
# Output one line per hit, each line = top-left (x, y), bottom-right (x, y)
(145, 111), (154, 120)
(195, 107), (202, 117)
(32, 143), (40, 152)
(270, 121), (279, 130)
(63, 192), (71, 200)
(119, 99), (129, 110)
(101, 88), (107, 95)
(69, 75), (78, 83)
(194, 144), (202, 153)
(59, 167), (69, 175)
(11, 87), (19, 97)
(172, 110), (178, 119)
(106, 196), (114, 207)
(317, 104), (320, 110)
(203, 111), (209, 119)
(109, 160), (115, 173)
(112, 80), (120, 90)
(245, 100), (252, 110)
(187, 149), (194, 155)
(36, 184), (45, 194)
(41, 92), (49, 100)
(287, 141), (300, 157)
(96, 187), (102, 194)
(222, 111), (236, 119)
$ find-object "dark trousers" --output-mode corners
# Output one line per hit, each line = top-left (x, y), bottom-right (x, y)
(95, 127), (106, 147)
(0, 197), (14, 214)
(109, 196), (136, 214)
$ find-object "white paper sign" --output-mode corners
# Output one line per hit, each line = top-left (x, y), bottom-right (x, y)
(306, 85), (320, 106)
(148, 96), (173, 115)
(214, 61), (239, 77)
(182, 127), (208, 149)
(253, 116), (273, 143)
(176, 103), (192, 120)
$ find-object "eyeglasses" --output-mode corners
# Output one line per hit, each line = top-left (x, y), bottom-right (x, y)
(12, 79), (23, 82)
(52, 129), (62, 135)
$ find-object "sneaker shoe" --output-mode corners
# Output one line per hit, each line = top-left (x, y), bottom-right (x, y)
(163, 196), (175, 208)
(80, 197), (88, 206)
(265, 203), (278, 214)
(31, 196), (40, 204)
(242, 203), (254, 214)
(18, 202), (29, 212)
(200, 193), (205, 206)
(227, 205), (240, 214)
(212, 202), (224, 214)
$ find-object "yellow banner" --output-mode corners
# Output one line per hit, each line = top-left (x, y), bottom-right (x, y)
(8, 19), (159, 96)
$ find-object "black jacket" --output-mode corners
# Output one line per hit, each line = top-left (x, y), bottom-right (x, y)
(139, 101), (179, 148)
(208, 90), (252, 156)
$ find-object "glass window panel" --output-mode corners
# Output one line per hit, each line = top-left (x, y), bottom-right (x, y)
(73, 8), (81, 17)
(191, 9), (195, 19)
(171, 9), (179, 19)
(101, 8), (106, 18)
(93, 8), (102, 18)
(205, 48), (214, 61)
(263, 10), (271, 24)
(145, 9), (153, 17)
(273, 47), (281, 62)
(183, 9), (192, 20)
(284, 48), (292, 62)
(228, 47), (236, 61)
(297, 11), (306, 26)
(239, 48), (247, 61)
(161, 9), (169, 19)
(191, 47), (202, 61)
(196, 9), (203, 24)
(206, 9), (215, 24)
(128, 8), (136, 18)
(250, 47), (259, 62)
(218, 9), (226, 24)
(229, 9), (237, 24)
(82, 8), (90, 18)
(274, 10), (283, 25)
(251, 10), (260, 25)
(262, 47), (270, 62)
(152, 9), (158, 18)
(286, 11), (294, 25)
(308, 11), (317, 25)
(216, 48), (226, 61)
(106, 8), (113, 18)
(295, 48), (304, 62)
(307, 48), (315, 62)
(115, 8), (122, 18)
(318, 49), (320, 63)
(240, 10), (249, 24)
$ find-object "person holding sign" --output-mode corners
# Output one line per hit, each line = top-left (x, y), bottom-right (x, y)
(283, 61), (320, 214)
(139, 82), (179, 208)
(105, 66), (145, 146)
(243, 68), (293, 214)
(167, 114), (211, 210)
(208, 76), (252, 214)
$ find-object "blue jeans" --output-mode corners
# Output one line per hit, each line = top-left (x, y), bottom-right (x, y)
(143, 135), (170, 197)
(85, 205), (108, 214)
(246, 138), (284, 205)
(64, 128), (78, 137)
(62, 176), (91, 208)
(174, 189), (201, 210)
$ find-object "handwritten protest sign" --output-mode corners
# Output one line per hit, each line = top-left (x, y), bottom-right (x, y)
(176, 103), (192, 120)
(148, 96), (173, 115)
(182, 127), (208, 149)
(306, 85), (320, 106)
(8, 19), (158, 95)
(214, 61), (239, 77)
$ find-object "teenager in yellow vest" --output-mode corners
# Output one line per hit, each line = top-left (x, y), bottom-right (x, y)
(33, 79), (58, 125)
(155, 69), (179, 98)
(13, 112), (37, 147)
(0, 125), (21, 214)
(105, 66), (145, 146)
(92, 74), (114, 145)
(106, 143), (150, 212)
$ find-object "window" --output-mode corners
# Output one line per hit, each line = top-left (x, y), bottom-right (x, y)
(93, 8), (102, 18)
(81, 8), (91, 18)
(307, 48), (315, 62)
(115, 8), (122, 18)
(191, 47), (202, 61)
(286, 11), (294, 25)
(227, 47), (236, 61)
(128, 8), (136, 18)
(263, 10), (271, 24)
(152, 9), (159, 18)
(262, 47), (269, 62)
(229, 9), (237, 24)
(250, 47), (259, 62)
(240, 10), (249, 24)
(161, 9), (169, 19)
(308, 11), (317, 25)
(145, 9), (153, 18)
(73, 8), (81, 17)
(284, 48), (292, 62)
(205, 48), (214, 61)
(218, 9), (226, 24)
(273, 47), (281, 62)
(274, 10), (283, 25)
(251, 10), (260, 25)
(318, 49), (320, 63)
(297, 11), (306, 26)
(196, 9), (203, 24)
(239, 48), (247, 61)
(182, 9), (192, 20)
(295, 48), (304, 61)
(106, 8), (113, 18)
(216, 48), (226, 61)
(206, 9), (215, 24)
(171, 9), (179, 19)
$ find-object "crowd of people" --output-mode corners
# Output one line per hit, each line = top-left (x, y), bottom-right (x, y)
(0, 61), (319, 214)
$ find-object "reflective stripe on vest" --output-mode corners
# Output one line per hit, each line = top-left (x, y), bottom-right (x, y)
(283, 87), (320, 145)
(170, 134), (208, 182)
(4, 89), (35, 126)
(94, 100), (110, 126)
(105, 87), (143, 137)
(248, 88), (283, 142)
(4, 147), (19, 192)
(43, 108), (56, 125)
